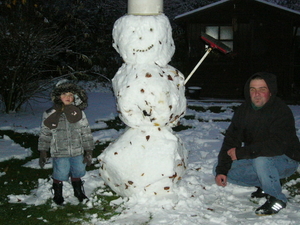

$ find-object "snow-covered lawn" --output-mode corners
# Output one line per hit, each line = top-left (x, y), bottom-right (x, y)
(1, 86), (300, 224)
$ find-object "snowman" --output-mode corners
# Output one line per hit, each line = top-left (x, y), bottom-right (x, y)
(98, 0), (187, 198)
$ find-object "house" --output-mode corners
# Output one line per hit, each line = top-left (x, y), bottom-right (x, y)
(174, 0), (300, 101)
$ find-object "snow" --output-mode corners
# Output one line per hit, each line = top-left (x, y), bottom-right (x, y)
(111, 64), (186, 128)
(99, 126), (187, 197)
(0, 135), (32, 162)
(1, 87), (300, 224)
(112, 14), (175, 66)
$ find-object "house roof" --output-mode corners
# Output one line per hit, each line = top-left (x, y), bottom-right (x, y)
(175, 0), (229, 20)
(174, 0), (300, 24)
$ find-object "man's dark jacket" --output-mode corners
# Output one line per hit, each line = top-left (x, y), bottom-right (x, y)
(216, 72), (300, 176)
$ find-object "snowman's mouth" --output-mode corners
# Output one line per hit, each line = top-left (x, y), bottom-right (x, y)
(133, 44), (154, 53)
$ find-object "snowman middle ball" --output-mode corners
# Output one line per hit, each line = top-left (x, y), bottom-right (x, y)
(112, 64), (186, 128)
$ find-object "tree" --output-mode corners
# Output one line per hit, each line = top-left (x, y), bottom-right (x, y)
(0, 0), (88, 113)
(0, 20), (75, 113)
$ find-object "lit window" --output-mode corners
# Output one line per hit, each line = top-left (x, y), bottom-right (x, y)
(206, 26), (233, 49)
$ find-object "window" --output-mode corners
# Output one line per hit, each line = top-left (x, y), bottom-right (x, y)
(205, 26), (233, 49)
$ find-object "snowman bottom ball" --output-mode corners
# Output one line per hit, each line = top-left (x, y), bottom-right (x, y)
(98, 127), (188, 197)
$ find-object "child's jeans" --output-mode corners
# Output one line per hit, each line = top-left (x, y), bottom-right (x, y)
(52, 155), (86, 181)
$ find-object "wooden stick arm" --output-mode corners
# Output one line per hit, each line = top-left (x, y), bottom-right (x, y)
(184, 48), (212, 85)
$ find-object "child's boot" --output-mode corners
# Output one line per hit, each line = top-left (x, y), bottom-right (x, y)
(52, 182), (64, 205)
(71, 179), (88, 202)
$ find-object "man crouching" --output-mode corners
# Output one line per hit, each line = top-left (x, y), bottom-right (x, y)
(214, 72), (300, 215)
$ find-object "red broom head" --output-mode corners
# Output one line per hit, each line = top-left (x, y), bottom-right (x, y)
(201, 32), (232, 54)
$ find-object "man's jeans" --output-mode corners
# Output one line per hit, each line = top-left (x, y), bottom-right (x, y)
(216, 155), (299, 203)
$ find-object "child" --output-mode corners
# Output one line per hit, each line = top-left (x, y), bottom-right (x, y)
(38, 80), (95, 205)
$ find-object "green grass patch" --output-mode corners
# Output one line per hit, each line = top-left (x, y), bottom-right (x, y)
(103, 117), (126, 131)
(0, 192), (120, 225)
(183, 115), (196, 120)
(0, 130), (120, 224)
(282, 172), (300, 197)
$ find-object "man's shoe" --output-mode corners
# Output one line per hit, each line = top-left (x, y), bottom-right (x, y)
(255, 196), (286, 216)
(251, 187), (268, 198)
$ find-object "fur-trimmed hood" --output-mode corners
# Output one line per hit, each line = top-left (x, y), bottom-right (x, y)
(51, 80), (88, 110)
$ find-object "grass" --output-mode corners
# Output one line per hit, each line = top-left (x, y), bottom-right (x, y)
(283, 172), (300, 197)
(0, 130), (120, 225)
(0, 104), (299, 224)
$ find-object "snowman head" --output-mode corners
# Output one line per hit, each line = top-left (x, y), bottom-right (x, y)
(112, 14), (175, 66)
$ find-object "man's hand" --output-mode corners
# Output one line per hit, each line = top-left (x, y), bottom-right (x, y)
(227, 148), (237, 161)
(215, 174), (227, 187)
